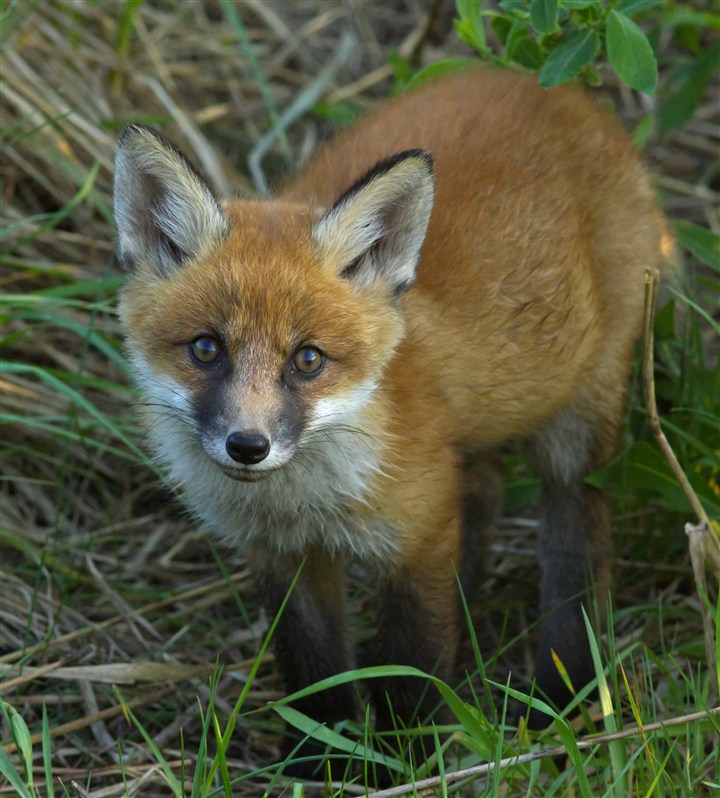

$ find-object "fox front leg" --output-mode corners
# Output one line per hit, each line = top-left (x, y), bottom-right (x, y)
(366, 523), (462, 733)
(252, 547), (356, 779)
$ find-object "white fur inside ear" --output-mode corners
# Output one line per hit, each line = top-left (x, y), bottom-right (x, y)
(311, 152), (434, 293)
(114, 126), (228, 274)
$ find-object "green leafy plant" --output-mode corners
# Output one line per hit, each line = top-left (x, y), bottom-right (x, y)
(453, 0), (662, 90)
(448, 0), (720, 131)
(1, 700), (54, 798)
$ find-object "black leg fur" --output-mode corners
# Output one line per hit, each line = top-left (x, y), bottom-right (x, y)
(528, 410), (613, 725)
(363, 569), (456, 788)
(458, 452), (504, 606)
(367, 576), (450, 731)
(252, 548), (357, 780)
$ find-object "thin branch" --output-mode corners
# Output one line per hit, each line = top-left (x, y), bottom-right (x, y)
(365, 707), (720, 797)
(642, 267), (718, 701)
(642, 270), (711, 528)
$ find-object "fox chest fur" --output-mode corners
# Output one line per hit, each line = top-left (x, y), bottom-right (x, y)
(115, 68), (668, 751)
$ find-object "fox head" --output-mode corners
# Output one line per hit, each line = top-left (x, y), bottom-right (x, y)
(114, 125), (434, 487)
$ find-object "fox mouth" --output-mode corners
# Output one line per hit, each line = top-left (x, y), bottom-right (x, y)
(217, 464), (280, 482)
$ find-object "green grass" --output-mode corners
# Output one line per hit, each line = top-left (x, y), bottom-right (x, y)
(1, 1), (718, 796)
(6, 598), (717, 796)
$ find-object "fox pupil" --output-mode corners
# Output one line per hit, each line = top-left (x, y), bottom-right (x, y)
(293, 346), (323, 375)
(190, 336), (220, 364)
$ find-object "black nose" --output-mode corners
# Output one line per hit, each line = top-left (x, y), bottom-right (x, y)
(225, 431), (270, 464)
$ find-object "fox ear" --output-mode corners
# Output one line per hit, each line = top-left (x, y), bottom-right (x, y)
(312, 150), (434, 295)
(113, 125), (228, 275)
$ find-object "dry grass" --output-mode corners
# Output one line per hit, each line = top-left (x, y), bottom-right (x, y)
(1, 1), (718, 796)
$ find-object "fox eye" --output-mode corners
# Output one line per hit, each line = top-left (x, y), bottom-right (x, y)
(190, 335), (221, 365)
(292, 346), (324, 376)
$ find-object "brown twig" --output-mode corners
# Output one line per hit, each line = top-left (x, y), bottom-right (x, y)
(404, 0), (448, 69)
(642, 268), (718, 701)
(365, 707), (720, 797)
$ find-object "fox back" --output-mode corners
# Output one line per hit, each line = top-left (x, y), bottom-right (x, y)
(115, 68), (668, 776)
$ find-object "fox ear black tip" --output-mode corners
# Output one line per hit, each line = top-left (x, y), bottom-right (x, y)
(419, 150), (434, 176)
(118, 123), (145, 141)
(118, 123), (164, 145)
(386, 148), (434, 172)
(396, 148), (434, 174)
(414, 149), (434, 168)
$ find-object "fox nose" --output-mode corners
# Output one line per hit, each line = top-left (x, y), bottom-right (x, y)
(225, 431), (270, 465)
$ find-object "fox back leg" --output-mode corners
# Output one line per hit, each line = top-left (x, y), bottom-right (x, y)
(458, 452), (505, 607)
(528, 402), (619, 721)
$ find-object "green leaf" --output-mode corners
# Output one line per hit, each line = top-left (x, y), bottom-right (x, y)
(42, 704), (55, 798)
(3, 701), (34, 789)
(1, 702), (35, 797)
(631, 114), (654, 148)
(660, 45), (720, 133)
(587, 441), (720, 517)
(582, 609), (627, 793)
(455, 0), (479, 16)
(499, 0), (528, 14)
(606, 10), (658, 94)
(530, 0), (559, 33)
(716, 597), (720, 702)
(653, 299), (676, 341)
(311, 101), (364, 127)
(675, 221), (720, 271)
(405, 58), (479, 92)
(33, 275), (124, 298)
(211, 710), (233, 797)
(553, 720), (597, 798)
(274, 663), (493, 749)
(655, 412), (720, 465)
(486, 678), (562, 727)
(491, 14), (513, 46)
(504, 478), (541, 512)
(506, 20), (545, 69)
(113, 689), (182, 794)
(615, 0), (662, 16)
(660, 9), (720, 30)
(1, 362), (145, 460)
(511, 35), (545, 69)
(0, 162), (100, 245)
(539, 28), (599, 87)
(454, 0), (488, 54)
(274, 704), (394, 768)
(668, 286), (720, 338)
(0, 749), (31, 798)
(8, 312), (127, 371)
(115, 0), (144, 57)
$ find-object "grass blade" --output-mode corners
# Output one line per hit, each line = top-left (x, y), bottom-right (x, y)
(41, 704), (54, 798)
(113, 688), (182, 795)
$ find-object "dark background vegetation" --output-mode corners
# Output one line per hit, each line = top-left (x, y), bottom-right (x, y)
(1, 1), (718, 796)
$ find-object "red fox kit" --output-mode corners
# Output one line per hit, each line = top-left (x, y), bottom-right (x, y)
(115, 69), (667, 768)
